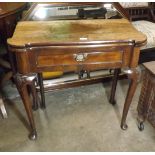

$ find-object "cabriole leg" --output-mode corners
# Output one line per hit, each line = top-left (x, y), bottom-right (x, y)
(121, 68), (139, 130)
(15, 74), (37, 140)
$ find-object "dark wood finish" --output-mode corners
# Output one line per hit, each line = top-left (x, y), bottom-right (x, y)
(109, 69), (120, 105)
(29, 79), (39, 111)
(37, 73), (127, 92)
(12, 42), (140, 74)
(8, 42), (145, 139)
(0, 3), (27, 42)
(7, 3), (146, 140)
(125, 7), (151, 21)
(14, 73), (37, 140)
(121, 68), (140, 129)
(38, 73), (45, 109)
(0, 3), (28, 85)
(150, 2), (155, 22)
(123, 3), (155, 22)
(137, 61), (155, 130)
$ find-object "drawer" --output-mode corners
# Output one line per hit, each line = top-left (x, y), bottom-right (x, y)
(37, 51), (123, 67)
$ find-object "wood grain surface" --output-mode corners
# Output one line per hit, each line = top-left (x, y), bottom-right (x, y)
(7, 19), (146, 47)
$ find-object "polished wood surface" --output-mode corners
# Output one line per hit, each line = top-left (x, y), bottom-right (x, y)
(12, 41), (137, 75)
(7, 3), (147, 140)
(0, 2), (27, 40)
(0, 3), (27, 88)
(8, 19), (146, 47)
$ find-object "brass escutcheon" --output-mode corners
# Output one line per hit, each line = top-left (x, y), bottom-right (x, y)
(73, 53), (88, 62)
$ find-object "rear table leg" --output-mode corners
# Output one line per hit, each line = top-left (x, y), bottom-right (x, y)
(38, 73), (46, 109)
(109, 69), (120, 105)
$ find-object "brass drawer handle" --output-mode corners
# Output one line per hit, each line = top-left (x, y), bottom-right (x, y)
(73, 53), (88, 62)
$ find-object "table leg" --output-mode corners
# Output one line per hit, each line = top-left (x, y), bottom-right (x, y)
(29, 80), (39, 111)
(121, 68), (139, 130)
(109, 69), (120, 105)
(15, 74), (37, 140)
(38, 73), (46, 109)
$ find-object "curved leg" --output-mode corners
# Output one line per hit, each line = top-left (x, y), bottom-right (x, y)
(15, 74), (37, 140)
(109, 69), (120, 105)
(121, 68), (139, 130)
(38, 73), (46, 109)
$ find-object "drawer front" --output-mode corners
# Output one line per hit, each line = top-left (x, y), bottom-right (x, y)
(37, 51), (123, 69)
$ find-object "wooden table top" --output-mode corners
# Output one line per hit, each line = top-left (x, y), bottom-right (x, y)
(7, 19), (146, 48)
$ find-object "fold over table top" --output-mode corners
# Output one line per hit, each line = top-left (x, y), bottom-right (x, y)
(7, 19), (147, 48)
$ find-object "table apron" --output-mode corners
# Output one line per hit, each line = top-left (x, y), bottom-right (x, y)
(15, 46), (135, 74)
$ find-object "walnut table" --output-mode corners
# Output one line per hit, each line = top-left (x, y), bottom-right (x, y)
(7, 18), (146, 140)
